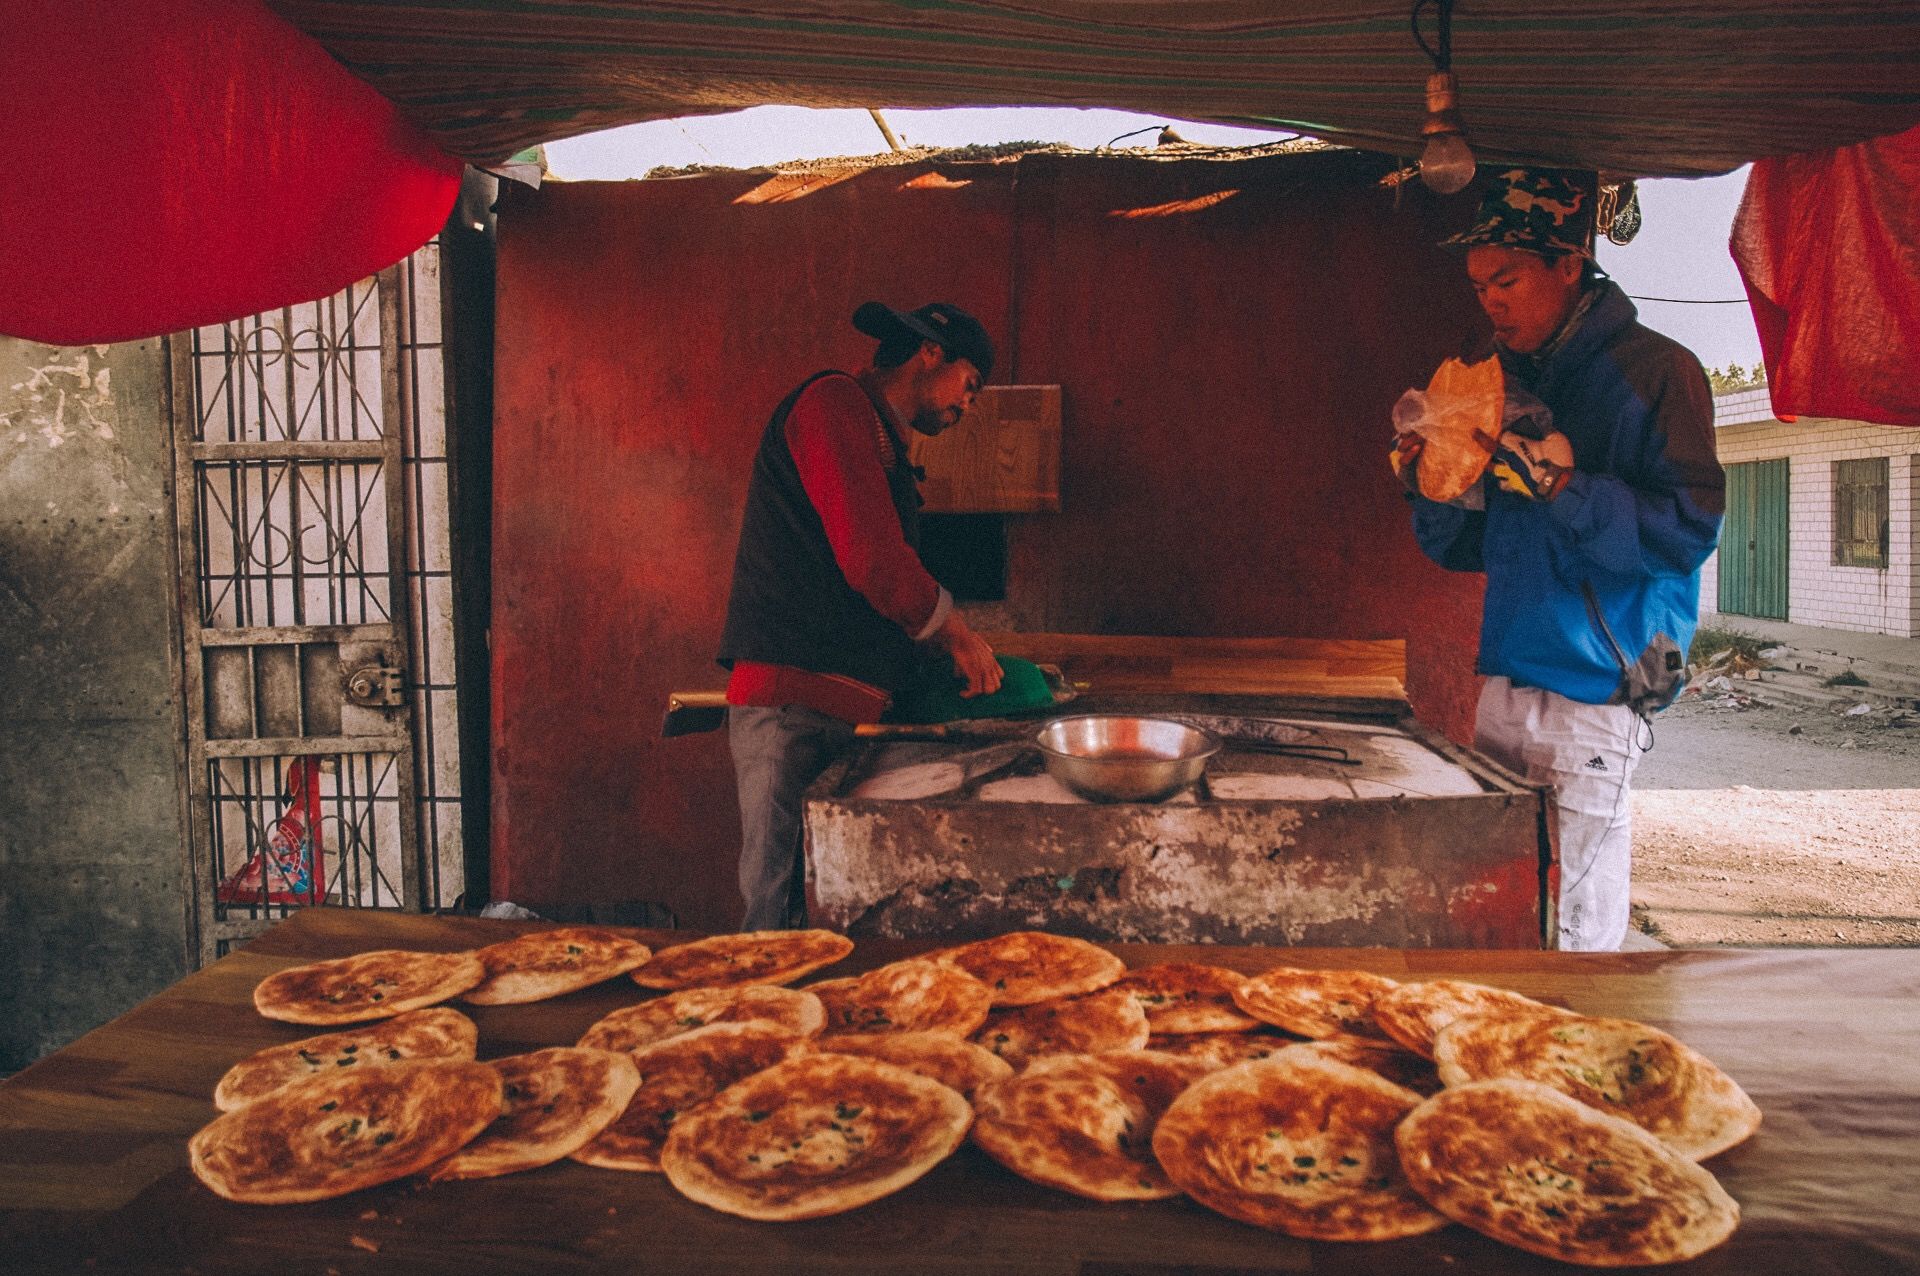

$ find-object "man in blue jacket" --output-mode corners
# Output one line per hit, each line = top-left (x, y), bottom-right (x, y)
(1398, 169), (1725, 951)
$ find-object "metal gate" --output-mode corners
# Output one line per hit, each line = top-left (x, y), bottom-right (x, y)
(167, 248), (464, 964)
(1718, 458), (1789, 620)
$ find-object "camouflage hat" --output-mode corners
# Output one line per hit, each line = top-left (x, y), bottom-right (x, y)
(1440, 167), (1596, 258)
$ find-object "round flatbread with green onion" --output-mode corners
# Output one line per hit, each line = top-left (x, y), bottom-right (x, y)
(1152, 1053), (1447, 1241)
(429, 1047), (640, 1181)
(1110, 963), (1259, 1034)
(214, 1007), (478, 1111)
(1144, 1029), (1302, 1071)
(576, 984), (824, 1054)
(1371, 978), (1565, 1060)
(570, 1023), (806, 1173)
(1395, 1079), (1740, 1266)
(661, 1053), (971, 1220)
(1433, 1012), (1762, 1160)
(463, 926), (653, 1005)
(971, 1050), (1210, 1200)
(971, 987), (1149, 1070)
(809, 1032), (1012, 1098)
(1230, 966), (1399, 1040)
(1286, 1037), (1442, 1097)
(188, 1059), (502, 1203)
(808, 959), (992, 1037)
(252, 949), (487, 1025)
(629, 929), (853, 990)
(933, 931), (1125, 1006)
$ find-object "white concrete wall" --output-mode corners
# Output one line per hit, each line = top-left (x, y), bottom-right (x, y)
(1700, 398), (1920, 638)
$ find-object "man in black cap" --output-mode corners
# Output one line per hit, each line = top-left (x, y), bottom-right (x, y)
(716, 300), (1003, 930)
(1396, 168), (1723, 951)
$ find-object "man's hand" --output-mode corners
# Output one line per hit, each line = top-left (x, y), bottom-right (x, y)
(1389, 433), (1425, 495)
(931, 611), (1002, 697)
(1490, 429), (1574, 501)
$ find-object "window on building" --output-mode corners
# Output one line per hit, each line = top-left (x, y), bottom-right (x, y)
(1833, 457), (1889, 569)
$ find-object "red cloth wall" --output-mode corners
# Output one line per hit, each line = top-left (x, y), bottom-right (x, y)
(491, 154), (1486, 928)
(0, 0), (460, 345)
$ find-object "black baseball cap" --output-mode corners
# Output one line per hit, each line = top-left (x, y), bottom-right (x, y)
(852, 300), (995, 382)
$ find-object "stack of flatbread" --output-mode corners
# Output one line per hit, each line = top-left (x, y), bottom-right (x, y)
(193, 929), (1761, 1266)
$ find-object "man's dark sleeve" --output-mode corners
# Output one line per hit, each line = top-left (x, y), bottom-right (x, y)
(1549, 342), (1724, 579)
(1410, 493), (1488, 573)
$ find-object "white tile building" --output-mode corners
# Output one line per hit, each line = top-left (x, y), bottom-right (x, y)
(1699, 388), (1920, 638)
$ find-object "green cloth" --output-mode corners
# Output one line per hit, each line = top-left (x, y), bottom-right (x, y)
(892, 654), (1055, 724)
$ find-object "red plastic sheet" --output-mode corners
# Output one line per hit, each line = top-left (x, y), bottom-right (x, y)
(0, 0), (462, 346)
(1733, 124), (1920, 428)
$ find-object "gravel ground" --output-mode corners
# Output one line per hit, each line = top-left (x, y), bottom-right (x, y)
(1630, 693), (1920, 947)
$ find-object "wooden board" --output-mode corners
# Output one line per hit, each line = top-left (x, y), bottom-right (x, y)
(4, 908), (1918, 1274)
(908, 384), (1061, 513)
(982, 632), (1407, 701)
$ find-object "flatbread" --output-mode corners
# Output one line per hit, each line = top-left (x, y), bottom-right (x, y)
(576, 985), (824, 1053)
(1395, 1079), (1741, 1266)
(463, 926), (653, 1005)
(570, 1023), (806, 1172)
(188, 1059), (502, 1204)
(810, 1032), (1013, 1097)
(1231, 966), (1400, 1040)
(808, 959), (992, 1036)
(1151, 1053), (1448, 1241)
(933, 931), (1124, 1006)
(429, 1047), (641, 1181)
(1110, 963), (1259, 1034)
(1433, 1012), (1762, 1160)
(1371, 978), (1566, 1059)
(1145, 1029), (1302, 1071)
(253, 949), (487, 1025)
(1282, 1037), (1441, 1097)
(971, 1050), (1210, 1200)
(213, 1007), (478, 1111)
(972, 988), (1150, 1070)
(1415, 356), (1503, 503)
(629, 929), (853, 990)
(660, 1053), (971, 1221)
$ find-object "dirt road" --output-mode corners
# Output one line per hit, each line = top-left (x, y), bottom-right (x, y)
(1631, 695), (1920, 946)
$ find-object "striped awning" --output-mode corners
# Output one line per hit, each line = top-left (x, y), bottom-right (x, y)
(265, 0), (1920, 175)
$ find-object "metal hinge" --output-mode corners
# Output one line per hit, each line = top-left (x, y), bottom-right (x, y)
(344, 662), (407, 708)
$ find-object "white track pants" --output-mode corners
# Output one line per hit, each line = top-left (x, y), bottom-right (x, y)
(1473, 677), (1645, 952)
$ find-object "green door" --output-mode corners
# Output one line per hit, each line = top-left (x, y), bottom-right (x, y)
(1718, 458), (1789, 620)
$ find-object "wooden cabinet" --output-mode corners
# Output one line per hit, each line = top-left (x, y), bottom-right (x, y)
(907, 383), (1061, 513)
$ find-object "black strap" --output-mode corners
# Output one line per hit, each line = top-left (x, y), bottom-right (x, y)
(1582, 580), (1657, 750)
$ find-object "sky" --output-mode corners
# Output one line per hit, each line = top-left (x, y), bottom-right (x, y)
(547, 106), (1764, 374)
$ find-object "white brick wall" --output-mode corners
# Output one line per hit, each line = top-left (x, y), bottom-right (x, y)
(1700, 401), (1920, 638)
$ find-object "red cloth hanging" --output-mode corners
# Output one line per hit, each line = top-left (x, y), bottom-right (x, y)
(1732, 124), (1920, 428)
(0, 0), (462, 346)
(216, 758), (325, 907)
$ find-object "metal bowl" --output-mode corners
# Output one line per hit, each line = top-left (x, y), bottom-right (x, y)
(1034, 714), (1221, 803)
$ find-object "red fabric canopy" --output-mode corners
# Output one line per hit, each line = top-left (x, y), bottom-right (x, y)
(0, 0), (461, 347)
(1733, 124), (1920, 428)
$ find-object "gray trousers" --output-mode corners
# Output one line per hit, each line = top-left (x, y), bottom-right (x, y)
(1473, 677), (1645, 952)
(728, 704), (855, 931)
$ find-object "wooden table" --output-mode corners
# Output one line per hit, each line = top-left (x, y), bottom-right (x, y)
(3, 910), (1917, 1274)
